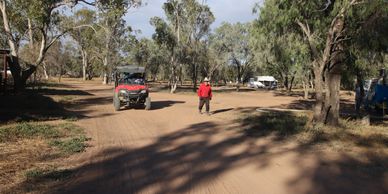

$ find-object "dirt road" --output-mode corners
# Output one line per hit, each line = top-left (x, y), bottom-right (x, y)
(54, 82), (386, 194)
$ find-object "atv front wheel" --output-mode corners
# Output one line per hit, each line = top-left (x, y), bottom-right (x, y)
(113, 97), (121, 111)
(145, 97), (151, 110)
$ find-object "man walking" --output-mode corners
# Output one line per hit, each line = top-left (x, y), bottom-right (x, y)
(198, 77), (212, 115)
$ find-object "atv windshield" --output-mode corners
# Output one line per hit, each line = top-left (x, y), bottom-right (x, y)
(118, 72), (145, 85)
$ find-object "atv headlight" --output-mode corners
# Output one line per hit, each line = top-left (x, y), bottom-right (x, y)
(119, 90), (128, 96)
(140, 89), (147, 94)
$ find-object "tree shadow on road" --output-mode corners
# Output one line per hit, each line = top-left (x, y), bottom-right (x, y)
(0, 89), (113, 123)
(15, 111), (383, 194)
(239, 111), (309, 141)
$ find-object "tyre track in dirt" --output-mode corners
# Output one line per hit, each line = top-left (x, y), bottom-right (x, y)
(54, 83), (306, 194)
(52, 82), (381, 194)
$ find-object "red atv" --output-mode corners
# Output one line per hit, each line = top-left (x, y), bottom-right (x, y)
(113, 66), (151, 111)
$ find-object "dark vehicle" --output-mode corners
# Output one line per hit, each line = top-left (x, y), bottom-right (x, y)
(113, 66), (151, 111)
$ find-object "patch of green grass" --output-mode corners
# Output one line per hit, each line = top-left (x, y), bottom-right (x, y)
(65, 116), (79, 122)
(0, 122), (86, 143)
(58, 95), (76, 103)
(30, 81), (68, 89)
(240, 111), (309, 139)
(0, 121), (90, 154)
(25, 168), (73, 181)
(49, 135), (88, 154)
(57, 122), (84, 135)
(0, 122), (89, 154)
(0, 122), (61, 142)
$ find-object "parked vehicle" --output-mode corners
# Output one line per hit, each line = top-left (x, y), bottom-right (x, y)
(363, 69), (388, 113)
(113, 66), (151, 111)
(248, 76), (278, 89)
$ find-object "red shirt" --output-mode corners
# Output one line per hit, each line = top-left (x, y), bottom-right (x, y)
(198, 83), (212, 98)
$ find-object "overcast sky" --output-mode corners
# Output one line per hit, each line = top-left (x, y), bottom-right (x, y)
(124, 0), (263, 38)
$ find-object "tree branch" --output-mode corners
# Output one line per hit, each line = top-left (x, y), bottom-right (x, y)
(296, 19), (320, 59)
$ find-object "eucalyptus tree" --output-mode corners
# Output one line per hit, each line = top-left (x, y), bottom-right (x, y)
(151, 0), (214, 92)
(95, 0), (142, 84)
(251, 20), (311, 95)
(180, 0), (214, 91)
(150, 16), (178, 92)
(255, 0), (388, 125)
(347, 5), (388, 93)
(126, 37), (169, 81)
(212, 22), (254, 91)
(64, 8), (98, 81)
(0, 0), (101, 90)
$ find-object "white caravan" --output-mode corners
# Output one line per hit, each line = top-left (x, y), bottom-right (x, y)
(248, 76), (278, 89)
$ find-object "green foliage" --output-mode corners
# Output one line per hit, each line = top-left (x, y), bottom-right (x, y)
(124, 37), (169, 80)
(0, 122), (60, 142)
(49, 135), (88, 154)
(150, 0), (215, 91)
(150, 16), (176, 50)
(252, 0), (388, 90)
(0, 122), (86, 151)
(211, 22), (255, 83)
(25, 168), (72, 181)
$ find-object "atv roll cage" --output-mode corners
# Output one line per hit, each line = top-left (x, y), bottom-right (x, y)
(114, 66), (146, 87)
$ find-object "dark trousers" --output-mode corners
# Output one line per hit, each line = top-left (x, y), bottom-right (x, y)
(199, 97), (210, 112)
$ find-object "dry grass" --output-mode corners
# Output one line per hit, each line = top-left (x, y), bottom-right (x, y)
(0, 121), (88, 193)
(299, 119), (388, 153)
(239, 111), (388, 153)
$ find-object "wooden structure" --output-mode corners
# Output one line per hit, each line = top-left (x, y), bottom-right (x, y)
(0, 49), (10, 92)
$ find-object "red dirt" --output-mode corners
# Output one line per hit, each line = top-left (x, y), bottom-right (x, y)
(49, 81), (386, 194)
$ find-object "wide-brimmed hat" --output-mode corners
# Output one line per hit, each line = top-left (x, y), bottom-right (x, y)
(203, 77), (210, 82)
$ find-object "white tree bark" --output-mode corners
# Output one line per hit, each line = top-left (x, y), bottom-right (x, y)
(0, 0), (17, 56)
(27, 17), (34, 48)
(102, 20), (110, 85)
(42, 62), (49, 80)
(82, 49), (88, 81)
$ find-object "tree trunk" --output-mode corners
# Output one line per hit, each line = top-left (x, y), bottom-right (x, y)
(302, 80), (309, 99)
(103, 22), (110, 85)
(355, 72), (365, 114)
(313, 61), (324, 122)
(310, 80), (314, 90)
(0, 0), (18, 56)
(193, 71), (198, 92)
(58, 63), (63, 83)
(192, 60), (198, 92)
(284, 74), (289, 90)
(323, 72), (341, 125)
(42, 62), (49, 80)
(27, 17), (34, 49)
(103, 56), (108, 84)
(288, 73), (296, 93)
(236, 64), (241, 92)
(7, 56), (36, 91)
(171, 80), (177, 93)
(170, 53), (177, 94)
(82, 50), (88, 81)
